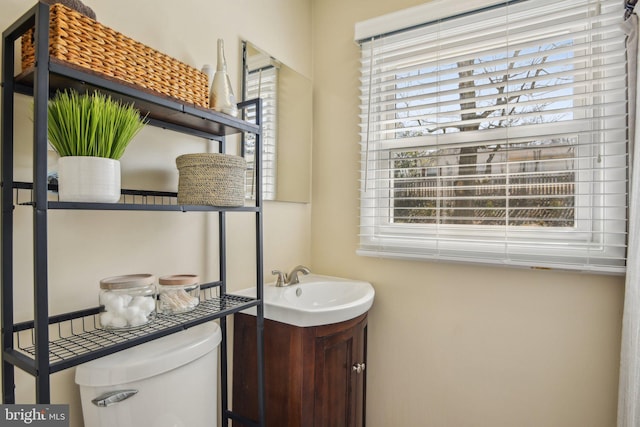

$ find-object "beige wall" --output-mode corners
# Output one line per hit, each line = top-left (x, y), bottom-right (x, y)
(0, 0), (627, 426)
(311, 1), (625, 427)
(0, 0), (311, 426)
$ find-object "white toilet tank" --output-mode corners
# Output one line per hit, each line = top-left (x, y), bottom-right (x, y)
(75, 321), (222, 427)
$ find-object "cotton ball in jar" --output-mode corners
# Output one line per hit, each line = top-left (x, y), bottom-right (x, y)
(99, 274), (156, 329)
(131, 296), (155, 316)
(108, 313), (128, 329)
(128, 313), (149, 328)
(102, 292), (126, 316)
(123, 305), (141, 323)
(120, 294), (133, 307)
(99, 311), (114, 328)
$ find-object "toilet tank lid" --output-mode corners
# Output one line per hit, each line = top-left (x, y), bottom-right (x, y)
(75, 321), (222, 387)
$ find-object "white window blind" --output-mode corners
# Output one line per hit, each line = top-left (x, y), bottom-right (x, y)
(357, 0), (629, 273)
(244, 65), (278, 200)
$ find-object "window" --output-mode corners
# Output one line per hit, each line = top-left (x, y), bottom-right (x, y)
(357, 0), (628, 273)
(244, 53), (278, 200)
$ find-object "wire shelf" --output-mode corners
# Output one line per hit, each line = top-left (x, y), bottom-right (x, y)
(14, 289), (256, 371)
(11, 182), (259, 212)
(13, 181), (178, 203)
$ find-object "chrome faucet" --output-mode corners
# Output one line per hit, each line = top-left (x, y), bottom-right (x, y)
(271, 265), (311, 287)
(287, 265), (310, 285)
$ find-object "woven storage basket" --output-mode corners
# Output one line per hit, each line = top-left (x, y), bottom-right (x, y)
(176, 153), (246, 207)
(21, 3), (209, 107)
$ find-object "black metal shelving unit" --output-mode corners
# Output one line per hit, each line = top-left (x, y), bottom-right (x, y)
(1, 2), (266, 426)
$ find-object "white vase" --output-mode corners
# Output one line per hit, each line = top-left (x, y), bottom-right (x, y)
(58, 156), (121, 203)
(210, 39), (238, 117)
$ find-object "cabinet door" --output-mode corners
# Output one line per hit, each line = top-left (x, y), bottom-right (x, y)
(313, 316), (367, 427)
(355, 320), (367, 427)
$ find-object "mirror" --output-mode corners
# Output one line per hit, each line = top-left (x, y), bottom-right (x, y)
(242, 41), (312, 203)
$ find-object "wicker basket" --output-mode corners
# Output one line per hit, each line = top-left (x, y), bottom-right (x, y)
(176, 154), (246, 207)
(21, 3), (209, 107)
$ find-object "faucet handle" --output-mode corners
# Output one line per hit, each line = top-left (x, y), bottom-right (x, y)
(271, 270), (287, 287)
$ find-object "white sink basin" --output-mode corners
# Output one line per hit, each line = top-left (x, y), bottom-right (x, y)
(232, 274), (375, 327)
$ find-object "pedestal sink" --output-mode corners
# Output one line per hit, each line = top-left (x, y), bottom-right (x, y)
(232, 274), (375, 327)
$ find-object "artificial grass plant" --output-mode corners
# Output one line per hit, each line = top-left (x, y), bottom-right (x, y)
(47, 90), (146, 160)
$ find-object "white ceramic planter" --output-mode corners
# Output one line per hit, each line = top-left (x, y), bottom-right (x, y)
(58, 156), (121, 203)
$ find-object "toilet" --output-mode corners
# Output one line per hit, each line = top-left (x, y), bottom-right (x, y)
(75, 321), (221, 427)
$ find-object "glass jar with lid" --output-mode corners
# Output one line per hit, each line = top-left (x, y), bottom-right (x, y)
(157, 274), (200, 314)
(99, 273), (156, 330)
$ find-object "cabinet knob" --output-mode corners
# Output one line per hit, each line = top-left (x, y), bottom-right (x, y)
(352, 363), (366, 374)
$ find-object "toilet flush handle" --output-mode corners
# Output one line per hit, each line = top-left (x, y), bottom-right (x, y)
(92, 389), (138, 407)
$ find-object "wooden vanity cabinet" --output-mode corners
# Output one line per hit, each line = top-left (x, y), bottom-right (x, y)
(233, 312), (368, 427)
